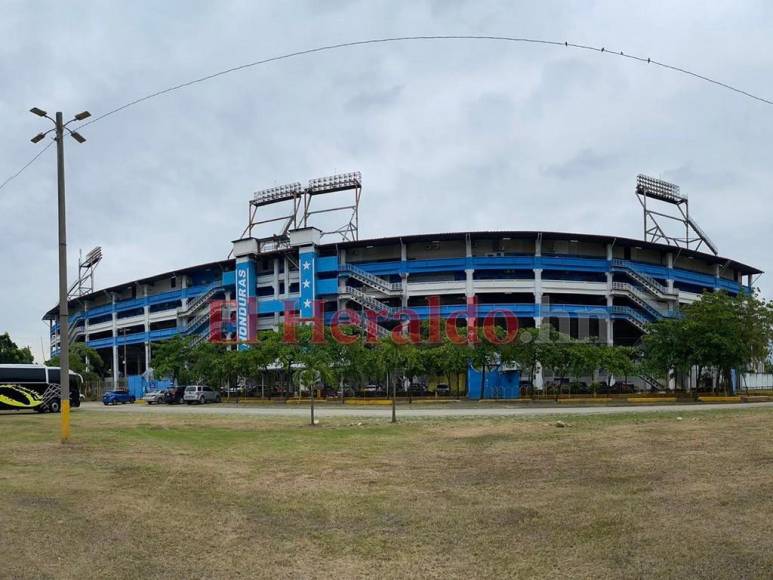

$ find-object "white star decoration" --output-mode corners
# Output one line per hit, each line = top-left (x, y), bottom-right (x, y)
(302, 279), (310, 288)
(303, 299), (312, 309)
(302, 261), (311, 270)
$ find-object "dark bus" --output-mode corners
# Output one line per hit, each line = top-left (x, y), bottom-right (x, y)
(0, 364), (82, 413)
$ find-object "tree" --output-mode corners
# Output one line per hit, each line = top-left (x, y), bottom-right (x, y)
(188, 342), (237, 389)
(567, 342), (601, 395)
(275, 326), (301, 398)
(425, 339), (469, 398)
(291, 326), (337, 425)
(600, 346), (637, 391)
(245, 331), (281, 398)
(321, 325), (368, 399)
(641, 318), (689, 388)
(152, 336), (196, 385)
(540, 335), (573, 399)
(642, 290), (773, 393)
(0, 332), (34, 364)
(373, 337), (412, 421)
(507, 328), (542, 397)
(468, 329), (501, 400)
(47, 342), (105, 382)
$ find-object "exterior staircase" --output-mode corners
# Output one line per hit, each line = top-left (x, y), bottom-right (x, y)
(178, 284), (223, 316)
(639, 373), (667, 392)
(344, 286), (399, 318)
(339, 263), (401, 295)
(67, 321), (84, 343)
(611, 282), (671, 320)
(610, 306), (649, 333)
(178, 284), (225, 346)
(182, 310), (211, 335)
(342, 286), (395, 338)
(189, 332), (209, 348)
(611, 259), (677, 301)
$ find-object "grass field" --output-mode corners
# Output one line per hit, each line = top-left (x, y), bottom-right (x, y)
(1, 408), (771, 579)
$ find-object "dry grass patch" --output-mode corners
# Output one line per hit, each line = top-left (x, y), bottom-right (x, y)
(0, 409), (771, 579)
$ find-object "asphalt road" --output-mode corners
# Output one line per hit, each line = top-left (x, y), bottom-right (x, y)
(79, 400), (773, 418)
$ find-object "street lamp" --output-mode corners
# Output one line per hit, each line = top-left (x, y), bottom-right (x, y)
(30, 107), (90, 443)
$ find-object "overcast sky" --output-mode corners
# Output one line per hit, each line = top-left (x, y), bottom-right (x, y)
(1, 1), (771, 360)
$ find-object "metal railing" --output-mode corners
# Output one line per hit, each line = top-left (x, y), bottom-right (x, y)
(687, 216), (718, 255)
(611, 260), (676, 298)
(183, 310), (211, 335)
(611, 282), (670, 320)
(189, 331), (209, 348)
(340, 263), (401, 294)
(178, 284), (222, 316)
(610, 305), (649, 332)
(342, 286), (395, 338)
(639, 374), (667, 392)
(344, 286), (400, 317)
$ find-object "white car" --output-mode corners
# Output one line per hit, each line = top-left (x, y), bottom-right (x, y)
(183, 385), (221, 404)
(142, 390), (167, 405)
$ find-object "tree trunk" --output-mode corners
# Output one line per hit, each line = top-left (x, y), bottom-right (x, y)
(310, 377), (315, 426)
(479, 365), (486, 401)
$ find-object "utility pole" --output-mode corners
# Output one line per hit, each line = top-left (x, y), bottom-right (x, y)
(55, 112), (70, 442)
(30, 107), (90, 443)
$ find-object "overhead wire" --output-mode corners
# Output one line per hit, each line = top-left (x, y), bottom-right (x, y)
(3, 34), (771, 194)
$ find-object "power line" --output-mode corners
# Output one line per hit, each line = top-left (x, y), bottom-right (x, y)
(74, 35), (773, 131)
(3, 34), (772, 194)
(0, 140), (54, 193)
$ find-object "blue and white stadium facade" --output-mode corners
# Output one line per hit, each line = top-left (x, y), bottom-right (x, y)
(44, 174), (762, 392)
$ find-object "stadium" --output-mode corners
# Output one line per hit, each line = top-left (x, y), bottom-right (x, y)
(44, 173), (762, 397)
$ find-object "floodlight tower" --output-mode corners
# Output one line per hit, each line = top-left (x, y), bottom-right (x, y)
(234, 171), (362, 252)
(303, 172), (362, 241)
(68, 246), (103, 299)
(635, 174), (718, 255)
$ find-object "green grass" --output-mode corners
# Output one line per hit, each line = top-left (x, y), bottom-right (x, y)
(0, 408), (771, 578)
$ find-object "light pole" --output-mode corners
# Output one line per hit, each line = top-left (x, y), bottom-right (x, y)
(30, 107), (90, 443)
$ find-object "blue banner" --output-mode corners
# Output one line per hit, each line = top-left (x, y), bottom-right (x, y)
(235, 258), (256, 350)
(299, 250), (316, 319)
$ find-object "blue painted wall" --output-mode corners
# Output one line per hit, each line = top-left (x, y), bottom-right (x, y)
(467, 366), (521, 399)
(127, 375), (174, 399)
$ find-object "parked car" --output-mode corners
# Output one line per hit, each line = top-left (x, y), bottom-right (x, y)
(407, 383), (428, 397)
(183, 385), (221, 404)
(568, 381), (590, 394)
(142, 390), (167, 405)
(164, 386), (186, 404)
(435, 383), (451, 396)
(360, 384), (385, 397)
(322, 386), (356, 398)
(102, 390), (135, 405)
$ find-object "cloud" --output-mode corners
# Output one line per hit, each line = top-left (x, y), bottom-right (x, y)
(542, 148), (618, 180)
(345, 85), (404, 111)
